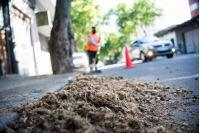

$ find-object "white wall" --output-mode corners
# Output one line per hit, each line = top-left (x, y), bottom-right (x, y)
(10, 0), (37, 76)
(158, 31), (177, 47)
(34, 0), (53, 75)
(9, 0), (53, 76)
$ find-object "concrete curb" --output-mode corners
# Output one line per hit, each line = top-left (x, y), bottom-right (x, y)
(55, 82), (70, 92)
(0, 73), (79, 132)
(0, 113), (18, 132)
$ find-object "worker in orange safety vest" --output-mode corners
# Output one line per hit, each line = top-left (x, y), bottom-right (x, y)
(86, 27), (100, 71)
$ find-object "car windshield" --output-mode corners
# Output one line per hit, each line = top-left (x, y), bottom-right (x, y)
(140, 37), (160, 44)
(73, 56), (83, 59)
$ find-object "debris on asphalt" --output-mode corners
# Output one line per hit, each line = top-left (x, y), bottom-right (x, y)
(23, 117), (27, 123)
(6, 75), (198, 133)
(68, 77), (77, 83)
(93, 75), (97, 79)
(157, 126), (165, 132)
(182, 123), (188, 127)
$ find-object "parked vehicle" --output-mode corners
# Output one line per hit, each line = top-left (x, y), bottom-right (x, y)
(73, 53), (89, 68)
(97, 61), (104, 67)
(73, 52), (104, 69)
(130, 36), (174, 61)
(129, 40), (156, 62)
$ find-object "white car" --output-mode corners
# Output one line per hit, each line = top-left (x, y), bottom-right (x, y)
(73, 53), (89, 68)
(131, 36), (174, 60)
(97, 61), (104, 67)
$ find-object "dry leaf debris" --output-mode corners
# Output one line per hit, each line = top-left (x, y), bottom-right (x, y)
(6, 75), (194, 133)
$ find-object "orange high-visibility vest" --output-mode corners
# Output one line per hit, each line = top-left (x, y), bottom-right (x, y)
(86, 32), (99, 51)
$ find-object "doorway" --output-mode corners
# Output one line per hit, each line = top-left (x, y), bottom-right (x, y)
(0, 29), (10, 75)
(184, 29), (199, 53)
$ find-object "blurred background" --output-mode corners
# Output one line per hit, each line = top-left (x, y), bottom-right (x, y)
(0, 0), (198, 76)
(0, 0), (199, 122)
(0, 1), (199, 131)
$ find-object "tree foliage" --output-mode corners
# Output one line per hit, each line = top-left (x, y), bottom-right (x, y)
(100, 0), (162, 61)
(70, 0), (162, 61)
(106, 0), (162, 37)
(99, 32), (123, 61)
(71, 0), (101, 52)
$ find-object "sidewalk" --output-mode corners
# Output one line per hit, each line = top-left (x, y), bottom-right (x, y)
(0, 72), (81, 131)
(0, 72), (80, 110)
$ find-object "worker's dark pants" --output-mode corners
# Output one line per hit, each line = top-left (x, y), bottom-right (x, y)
(87, 50), (98, 67)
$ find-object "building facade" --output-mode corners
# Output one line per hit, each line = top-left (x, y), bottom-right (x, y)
(155, 16), (199, 54)
(0, 0), (55, 76)
(189, 0), (199, 18)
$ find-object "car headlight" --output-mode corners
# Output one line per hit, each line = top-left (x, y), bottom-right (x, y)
(148, 51), (153, 56)
(172, 48), (175, 52)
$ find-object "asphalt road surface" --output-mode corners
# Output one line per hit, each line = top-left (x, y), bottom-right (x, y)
(99, 53), (199, 132)
(0, 53), (198, 132)
(100, 53), (199, 94)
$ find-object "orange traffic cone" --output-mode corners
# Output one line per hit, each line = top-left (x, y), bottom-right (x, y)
(124, 46), (136, 69)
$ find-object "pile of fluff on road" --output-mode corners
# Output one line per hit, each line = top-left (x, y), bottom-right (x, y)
(6, 75), (188, 133)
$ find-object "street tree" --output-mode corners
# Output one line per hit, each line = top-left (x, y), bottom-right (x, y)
(100, 0), (162, 61)
(106, 0), (162, 40)
(99, 32), (122, 61)
(49, 0), (75, 74)
(71, 0), (101, 52)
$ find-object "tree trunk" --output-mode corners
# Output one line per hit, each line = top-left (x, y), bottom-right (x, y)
(49, 0), (74, 74)
(141, 26), (147, 37)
